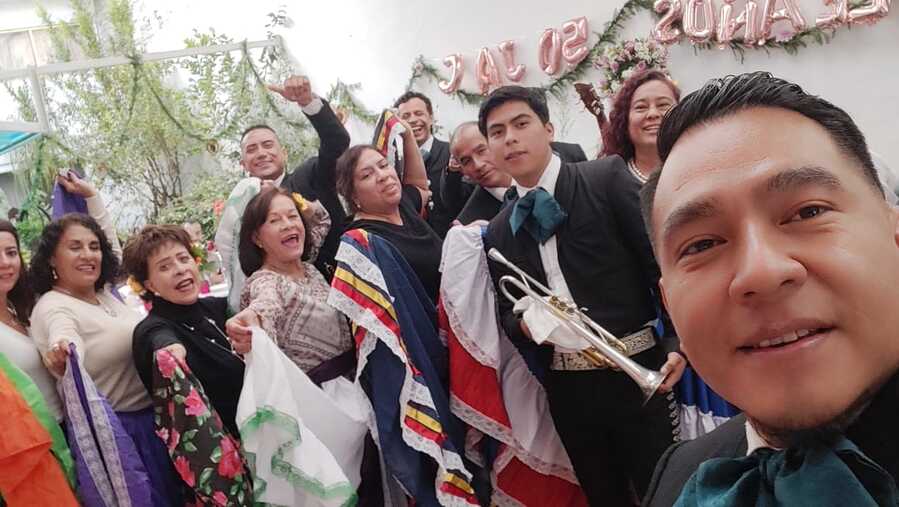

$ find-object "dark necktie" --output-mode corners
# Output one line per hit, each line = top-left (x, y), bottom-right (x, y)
(508, 188), (567, 244)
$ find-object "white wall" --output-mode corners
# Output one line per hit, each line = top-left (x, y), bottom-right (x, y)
(272, 0), (899, 166)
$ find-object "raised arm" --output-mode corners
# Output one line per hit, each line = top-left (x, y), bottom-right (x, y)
(397, 118), (431, 200)
(57, 173), (122, 261)
(439, 157), (474, 219)
(271, 76), (350, 198)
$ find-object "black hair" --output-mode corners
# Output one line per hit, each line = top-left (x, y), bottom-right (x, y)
(641, 71), (882, 238)
(393, 91), (433, 115)
(0, 220), (35, 325)
(30, 213), (121, 295)
(238, 187), (316, 277)
(478, 86), (550, 137)
(240, 124), (278, 145)
(335, 144), (382, 215)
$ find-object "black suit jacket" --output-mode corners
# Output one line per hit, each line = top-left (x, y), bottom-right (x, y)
(643, 415), (748, 507)
(441, 140), (588, 225)
(423, 138), (454, 238)
(456, 186), (503, 225)
(281, 99), (350, 277)
(645, 372), (899, 506)
(485, 155), (675, 372)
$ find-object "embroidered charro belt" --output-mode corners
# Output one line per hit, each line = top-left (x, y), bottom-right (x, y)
(550, 326), (656, 371)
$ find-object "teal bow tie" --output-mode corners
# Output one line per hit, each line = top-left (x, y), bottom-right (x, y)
(675, 435), (899, 507)
(509, 188), (567, 244)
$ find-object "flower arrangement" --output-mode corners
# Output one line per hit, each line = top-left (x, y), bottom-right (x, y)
(593, 37), (669, 97)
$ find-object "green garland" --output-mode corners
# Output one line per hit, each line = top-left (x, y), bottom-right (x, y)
(405, 56), (485, 106)
(326, 80), (379, 124)
(543, 0), (654, 99)
(406, 0), (878, 99)
(404, 0), (654, 104)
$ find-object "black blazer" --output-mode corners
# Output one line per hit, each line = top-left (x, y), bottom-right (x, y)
(645, 372), (899, 506)
(643, 414), (748, 507)
(456, 186), (503, 225)
(552, 141), (588, 164)
(424, 138), (454, 238)
(440, 141), (589, 225)
(281, 99), (351, 278)
(485, 155), (674, 372)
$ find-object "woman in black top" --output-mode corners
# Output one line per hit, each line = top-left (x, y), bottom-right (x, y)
(335, 123), (442, 302)
(124, 225), (245, 435)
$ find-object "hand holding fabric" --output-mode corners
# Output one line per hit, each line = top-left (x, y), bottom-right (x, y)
(226, 309), (258, 354)
(56, 172), (97, 198)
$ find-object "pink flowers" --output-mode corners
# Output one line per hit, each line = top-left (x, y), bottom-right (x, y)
(217, 435), (243, 479)
(184, 387), (209, 417)
(167, 428), (181, 452)
(174, 456), (195, 487)
(213, 199), (225, 217)
(212, 491), (228, 506)
(157, 349), (178, 379)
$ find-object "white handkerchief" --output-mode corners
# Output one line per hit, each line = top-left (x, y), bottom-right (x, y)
(514, 296), (592, 352)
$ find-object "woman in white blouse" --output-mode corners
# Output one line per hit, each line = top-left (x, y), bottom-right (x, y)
(0, 218), (63, 420)
(29, 173), (183, 506)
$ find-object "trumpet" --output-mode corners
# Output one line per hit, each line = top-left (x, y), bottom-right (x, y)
(487, 248), (667, 401)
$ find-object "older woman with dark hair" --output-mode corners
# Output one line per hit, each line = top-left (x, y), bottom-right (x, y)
(30, 175), (183, 506)
(601, 69), (680, 184)
(333, 122), (440, 302)
(124, 225), (244, 435)
(226, 187), (355, 382)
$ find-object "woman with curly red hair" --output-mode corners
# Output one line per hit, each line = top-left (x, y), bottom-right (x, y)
(601, 69), (680, 183)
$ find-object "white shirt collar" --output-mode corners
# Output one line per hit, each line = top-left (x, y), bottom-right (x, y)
(486, 186), (508, 202)
(273, 171), (285, 187)
(420, 135), (434, 154)
(745, 419), (780, 455)
(515, 153), (561, 199)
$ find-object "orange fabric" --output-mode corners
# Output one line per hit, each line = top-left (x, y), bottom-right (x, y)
(0, 369), (78, 506)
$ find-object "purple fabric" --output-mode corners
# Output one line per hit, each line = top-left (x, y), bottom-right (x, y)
(52, 182), (88, 220)
(61, 343), (156, 507)
(118, 408), (184, 507)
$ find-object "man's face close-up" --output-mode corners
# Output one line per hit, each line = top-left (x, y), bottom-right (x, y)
(397, 97), (433, 145)
(652, 106), (899, 433)
(240, 128), (287, 181)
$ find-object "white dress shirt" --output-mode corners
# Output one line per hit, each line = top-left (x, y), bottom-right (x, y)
(513, 154), (574, 302)
(745, 420), (778, 455)
(420, 135), (434, 155)
(486, 186), (509, 202)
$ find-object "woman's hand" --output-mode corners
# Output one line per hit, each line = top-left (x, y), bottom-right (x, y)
(56, 172), (97, 198)
(161, 343), (187, 361)
(43, 341), (71, 377)
(658, 352), (687, 393)
(226, 309), (260, 355)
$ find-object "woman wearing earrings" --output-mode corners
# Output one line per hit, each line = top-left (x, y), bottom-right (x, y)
(30, 174), (183, 505)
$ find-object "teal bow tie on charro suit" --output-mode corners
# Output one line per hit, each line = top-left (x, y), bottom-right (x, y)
(508, 188), (567, 244)
(675, 435), (899, 507)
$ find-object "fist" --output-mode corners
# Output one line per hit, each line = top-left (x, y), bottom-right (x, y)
(267, 75), (313, 107)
